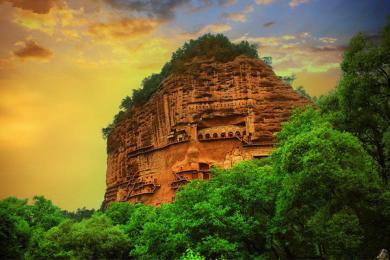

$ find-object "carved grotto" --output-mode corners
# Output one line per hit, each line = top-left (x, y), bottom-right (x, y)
(103, 55), (312, 207)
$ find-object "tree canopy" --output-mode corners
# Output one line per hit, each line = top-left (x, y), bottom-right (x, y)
(2, 109), (390, 259)
(319, 17), (390, 183)
(2, 109), (389, 258)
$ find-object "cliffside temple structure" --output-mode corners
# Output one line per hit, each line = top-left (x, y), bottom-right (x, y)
(103, 55), (311, 207)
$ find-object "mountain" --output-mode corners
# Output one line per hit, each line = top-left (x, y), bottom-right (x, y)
(103, 54), (312, 207)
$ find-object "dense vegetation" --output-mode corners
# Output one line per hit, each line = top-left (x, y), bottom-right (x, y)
(318, 21), (390, 184)
(2, 19), (390, 260)
(2, 108), (389, 259)
(102, 34), (259, 139)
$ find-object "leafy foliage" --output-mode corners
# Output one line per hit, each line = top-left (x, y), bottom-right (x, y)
(0, 198), (30, 259)
(0, 196), (66, 259)
(2, 108), (390, 259)
(294, 85), (314, 101)
(271, 108), (387, 258)
(63, 207), (95, 221)
(34, 214), (131, 259)
(319, 17), (390, 184)
(102, 34), (259, 139)
(180, 249), (205, 260)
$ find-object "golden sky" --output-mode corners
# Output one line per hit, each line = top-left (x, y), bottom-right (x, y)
(0, 0), (387, 210)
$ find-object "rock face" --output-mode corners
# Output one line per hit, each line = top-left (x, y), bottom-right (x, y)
(104, 56), (311, 206)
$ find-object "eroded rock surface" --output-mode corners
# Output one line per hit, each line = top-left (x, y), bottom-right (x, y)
(104, 56), (312, 206)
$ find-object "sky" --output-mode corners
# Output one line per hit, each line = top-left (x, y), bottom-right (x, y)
(0, 0), (389, 210)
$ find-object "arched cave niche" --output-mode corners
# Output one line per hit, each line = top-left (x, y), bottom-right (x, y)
(199, 162), (209, 171)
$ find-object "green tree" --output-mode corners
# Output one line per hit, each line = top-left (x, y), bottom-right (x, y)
(104, 202), (137, 225)
(102, 123), (113, 139)
(0, 196), (67, 259)
(63, 207), (95, 221)
(0, 198), (31, 259)
(131, 160), (279, 259)
(119, 96), (133, 110)
(29, 196), (66, 230)
(319, 17), (390, 184)
(294, 85), (313, 100)
(271, 107), (389, 259)
(31, 214), (131, 259)
(180, 249), (205, 260)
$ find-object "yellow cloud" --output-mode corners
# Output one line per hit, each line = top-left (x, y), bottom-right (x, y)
(256, 0), (275, 5)
(319, 37), (338, 44)
(180, 23), (232, 40)
(0, 0), (62, 14)
(12, 8), (57, 34)
(88, 18), (159, 40)
(289, 0), (311, 8)
(222, 4), (254, 23)
(13, 39), (53, 60)
(223, 12), (247, 22)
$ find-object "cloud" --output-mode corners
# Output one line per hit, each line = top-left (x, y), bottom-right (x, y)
(310, 45), (346, 52)
(243, 4), (254, 13)
(222, 4), (254, 23)
(218, 0), (236, 6)
(289, 0), (311, 8)
(319, 37), (337, 44)
(103, 0), (190, 21)
(12, 40), (53, 60)
(198, 23), (231, 34)
(255, 0), (275, 5)
(299, 32), (312, 38)
(263, 21), (275, 28)
(0, 0), (61, 14)
(235, 32), (344, 75)
(11, 3), (87, 37)
(222, 12), (246, 22)
(88, 18), (159, 40)
(181, 23), (231, 39)
(244, 34), (296, 47)
(12, 8), (57, 34)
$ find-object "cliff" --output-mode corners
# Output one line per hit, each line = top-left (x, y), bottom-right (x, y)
(103, 55), (312, 206)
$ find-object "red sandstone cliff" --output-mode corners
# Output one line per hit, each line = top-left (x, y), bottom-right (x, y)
(104, 55), (312, 206)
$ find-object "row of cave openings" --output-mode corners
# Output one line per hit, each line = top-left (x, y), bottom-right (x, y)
(198, 130), (248, 140)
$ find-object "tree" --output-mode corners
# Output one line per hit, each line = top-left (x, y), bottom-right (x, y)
(0, 196), (67, 259)
(63, 207), (95, 221)
(294, 85), (312, 100)
(319, 17), (390, 184)
(31, 214), (131, 259)
(131, 160), (279, 259)
(0, 198), (31, 259)
(102, 123), (113, 139)
(29, 196), (66, 230)
(271, 107), (389, 259)
(104, 202), (136, 225)
(119, 96), (133, 110)
(180, 249), (205, 260)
